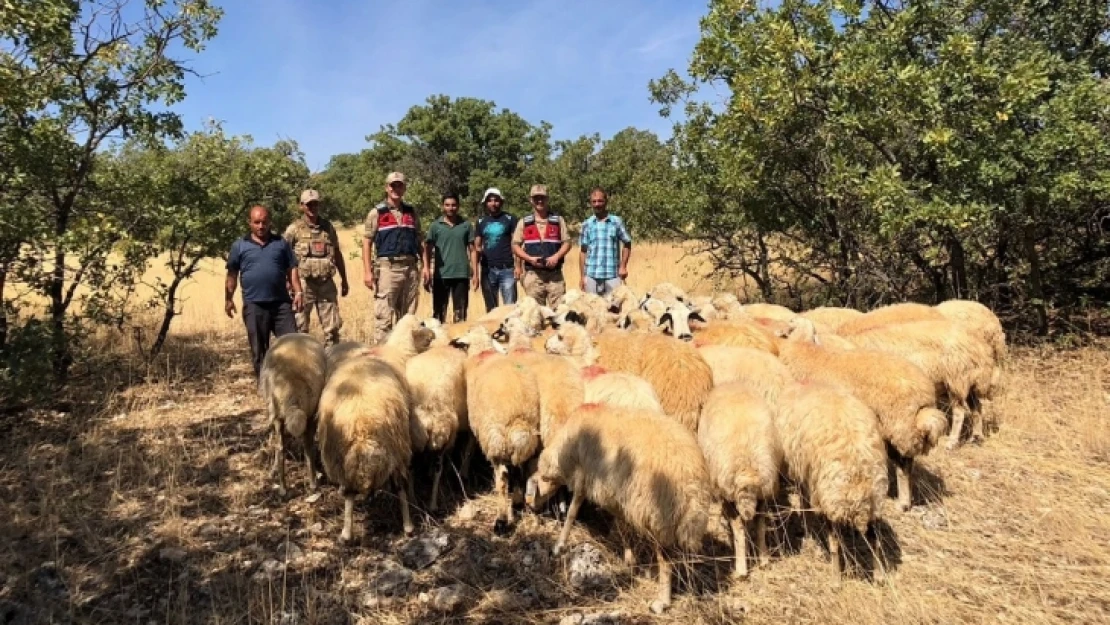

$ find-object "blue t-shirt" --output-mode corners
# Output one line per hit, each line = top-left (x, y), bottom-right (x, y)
(476, 212), (517, 267)
(226, 233), (298, 303)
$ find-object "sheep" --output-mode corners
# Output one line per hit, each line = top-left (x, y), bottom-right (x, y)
(691, 319), (780, 355)
(778, 318), (948, 511)
(545, 323), (714, 432)
(325, 340), (374, 376)
(774, 379), (889, 580)
(258, 333), (327, 498)
(687, 296), (720, 322)
(372, 314), (437, 372)
(450, 324), (542, 530)
(798, 306), (864, 333)
(647, 282), (689, 305)
(605, 283), (644, 314)
(845, 319), (996, 450)
(696, 345), (791, 405)
(836, 302), (945, 336)
(405, 342), (469, 511)
(550, 293), (616, 334)
(580, 365), (665, 414)
(615, 308), (661, 333)
(934, 298), (1008, 398)
(710, 293), (743, 319)
(525, 403), (712, 614)
(650, 300), (706, 342)
(740, 302), (797, 322)
(317, 353), (415, 541)
(697, 383), (783, 579)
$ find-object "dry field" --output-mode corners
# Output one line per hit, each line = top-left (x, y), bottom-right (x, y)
(1, 231), (1109, 624)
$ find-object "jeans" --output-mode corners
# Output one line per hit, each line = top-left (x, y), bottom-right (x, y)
(480, 265), (517, 312)
(243, 300), (297, 378)
(584, 276), (623, 297)
(432, 276), (470, 323)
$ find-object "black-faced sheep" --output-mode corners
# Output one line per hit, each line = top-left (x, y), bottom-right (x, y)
(258, 333), (327, 497)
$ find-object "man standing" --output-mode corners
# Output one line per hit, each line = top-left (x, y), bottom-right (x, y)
(422, 193), (478, 323)
(283, 189), (348, 346)
(578, 187), (632, 297)
(512, 184), (570, 307)
(225, 205), (304, 378)
(474, 187), (519, 311)
(363, 171), (422, 345)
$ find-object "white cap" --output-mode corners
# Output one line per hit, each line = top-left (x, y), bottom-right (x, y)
(481, 187), (503, 204)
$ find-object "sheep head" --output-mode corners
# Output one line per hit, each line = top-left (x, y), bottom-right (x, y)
(449, 325), (497, 356)
(544, 323), (596, 363)
(782, 317), (820, 345)
(656, 301), (705, 341)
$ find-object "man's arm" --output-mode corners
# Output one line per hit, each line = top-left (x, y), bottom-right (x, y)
(329, 224), (349, 295)
(225, 270), (239, 318)
(511, 219), (535, 264)
(546, 216), (571, 268)
(288, 266), (304, 312)
(618, 219), (632, 280)
(362, 209), (377, 291)
(421, 234), (434, 291)
(578, 223), (589, 288)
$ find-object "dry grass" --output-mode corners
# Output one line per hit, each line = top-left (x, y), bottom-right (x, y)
(1, 232), (1109, 624)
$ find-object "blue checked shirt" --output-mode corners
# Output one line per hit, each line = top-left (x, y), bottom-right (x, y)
(579, 214), (632, 280)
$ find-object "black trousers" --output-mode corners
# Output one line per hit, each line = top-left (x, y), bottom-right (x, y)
(432, 277), (469, 323)
(243, 300), (297, 377)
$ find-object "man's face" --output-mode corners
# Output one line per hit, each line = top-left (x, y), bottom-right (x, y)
(485, 195), (503, 213)
(443, 197), (459, 218)
(387, 181), (406, 203)
(530, 194), (548, 213)
(249, 208), (271, 239)
(590, 191), (607, 215)
(301, 200), (319, 219)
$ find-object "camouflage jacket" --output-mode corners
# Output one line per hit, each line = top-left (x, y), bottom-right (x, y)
(283, 217), (339, 280)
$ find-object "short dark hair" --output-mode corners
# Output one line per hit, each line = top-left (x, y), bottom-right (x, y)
(442, 193), (460, 204)
(589, 187), (607, 198)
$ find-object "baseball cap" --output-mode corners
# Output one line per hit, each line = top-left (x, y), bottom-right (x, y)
(481, 187), (503, 204)
(385, 171), (406, 185)
(299, 189), (321, 204)
(529, 184), (548, 198)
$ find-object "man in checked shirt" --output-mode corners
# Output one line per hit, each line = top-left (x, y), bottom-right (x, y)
(577, 187), (632, 296)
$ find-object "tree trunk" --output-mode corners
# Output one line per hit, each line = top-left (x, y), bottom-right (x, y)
(1021, 223), (1049, 335)
(50, 242), (69, 384)
(0, 262), (8, 351)
(755, 229), (773, 301)
(149, 261), (198, 358)
(946, 233), (968, 300)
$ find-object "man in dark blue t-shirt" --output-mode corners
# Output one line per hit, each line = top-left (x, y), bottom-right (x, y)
(225, 205), (305, 378)
(474, 187), (519, 311)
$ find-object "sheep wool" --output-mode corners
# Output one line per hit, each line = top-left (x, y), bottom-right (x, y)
(739, 302), (797, 322)
(530, 403), (712, 613)
(581, 366), (664, 414)
(691, 319), (779, 355)
(696, 345), (791, 402)
(317, 353), (415, 542)
(798, 306), (864, 333)
(836, 302), (945, 336)
(697, 383), (783, 579)
(258, 332), (327, 497)
(405, 344), (469, 511)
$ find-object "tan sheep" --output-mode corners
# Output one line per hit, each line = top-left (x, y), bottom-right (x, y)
(845, 319), (996, 450)
(696, 345), (791, 405)
(544, 323), (714, 432)
(606, 283), (645, 314)
(317, 353), (415, 541)
(798, 306), (864, 332)
(775, 379), (889, 580)
(371, 314), (436, 372)
(836, 302), (945, 336)
(710, 293), (743, 319)
(526, 403), (712, 614)
(450, 325), (543, 529)
(579, 365), (665, 413)
(697, 383), (783, 579)
(258, 333), (327, 498)
(778, 318), (948, 510)
(691, 319), (780, 355)
(647, 282), (689, 305)
(934, 299), (1008, 407)
(616, 308), (662, 333)
(405, 344), (468, 511)
(740, 302), (797, 322)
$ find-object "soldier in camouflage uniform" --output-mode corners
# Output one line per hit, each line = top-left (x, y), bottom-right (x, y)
(283, 189), (348, 346)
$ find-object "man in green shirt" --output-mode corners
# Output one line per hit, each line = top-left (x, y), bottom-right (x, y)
(422, 193), (479, 323)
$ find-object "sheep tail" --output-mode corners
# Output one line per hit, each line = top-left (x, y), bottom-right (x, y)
(916, 406), (948, 451)
(344, 439), (394, 493)
(675, 486), (711, 552)
(508, 425), (539, 467)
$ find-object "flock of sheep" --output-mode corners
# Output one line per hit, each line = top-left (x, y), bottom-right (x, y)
(257, 283), (1005, 615)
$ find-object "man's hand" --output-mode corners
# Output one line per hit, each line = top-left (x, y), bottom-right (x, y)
(225, 299), (236, 318)
(471, 275), (480, 292)
(618, 266), (629, 280)
(513, 266), (522, 280)
(422, 268), (432, 292)
(364, 273), (375, 292)
(340, 280), (349, 297)
(579, 276), (586, 290)
(292, 292), (305, 313)
(543, 257), (558, 268)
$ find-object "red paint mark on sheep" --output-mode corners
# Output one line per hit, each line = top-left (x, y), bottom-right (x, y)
(579, 402), (603, 412)
(580, 365), (608, 379)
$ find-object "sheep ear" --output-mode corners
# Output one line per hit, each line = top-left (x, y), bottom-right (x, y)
(617, 314), (631, 329)
(658, 312), (674, 333)
(448, 337), (469, 350)
(565, 310), (586, 326)
(690, 311), (706, 324)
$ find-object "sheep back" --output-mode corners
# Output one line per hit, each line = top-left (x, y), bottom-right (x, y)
(583, 370), (664, 414)
(836, 302), (945, 336)
(934, 299), (1008, 365)
(466, 354), (542, 467)
(317, 355), (413, 495)
(258, 333), (327, 438)
(692, 320), (779, 355)
(540, 404), (712, 550)
(798, 306), (864, 332)
(698, 383), (783, 520)
(405, 345), (469, 453)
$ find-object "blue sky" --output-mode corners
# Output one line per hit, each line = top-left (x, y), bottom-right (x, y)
(173, 0), (711, 172)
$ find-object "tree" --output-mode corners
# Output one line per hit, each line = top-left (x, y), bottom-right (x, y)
(1, 0), (223, 382)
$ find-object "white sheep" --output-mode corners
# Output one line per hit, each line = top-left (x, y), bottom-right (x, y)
(798, 306), (864, 333)
(579, 365), (664, 413)
(697, 383), (783, 579)
(605, 283), (645, 315)
(405, 343), (469, 511)
(257, 332), (327, 497)
(317, 352), (415, 541)
(647, 282), (689, 306)
(775, 379), (889, 580)
(739, 302), (797, 322)
(778, 318), (948, 510)
(526, 403), (712, 614)
(696, 344), (791, 405)
(836, 302), (945, 336)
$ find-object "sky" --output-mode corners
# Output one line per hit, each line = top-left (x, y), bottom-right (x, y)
(172, 0), (711, 172)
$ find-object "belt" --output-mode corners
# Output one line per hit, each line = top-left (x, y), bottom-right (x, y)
(377, 255), (417, 261)
(485, 263), (513, 270)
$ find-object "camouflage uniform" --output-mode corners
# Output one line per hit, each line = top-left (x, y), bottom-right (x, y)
(283, 217), (342, 345)
(364, 201), (422, 345)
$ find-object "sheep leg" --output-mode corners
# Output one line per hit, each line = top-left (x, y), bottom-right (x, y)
(303, 424), (318, 492)
(969, 391), (986, 444)
(869, 522), (886, 584)
(649, 544), (673, 614)
(271, 419), (287, 498)
(493, 464), (511, 534)
(340, 493), (355, 543)
(553, 489), (584, 557)
(721, 502), (748, 580)
(428, 452), (445, 513)
(458, 436), (477, 480)
(828, 523), (843, 581)
(398, 474), (415, 536)
(754, 507), (770, 568)
(946, 398), (969, 451)
(896, 456), (914, 512)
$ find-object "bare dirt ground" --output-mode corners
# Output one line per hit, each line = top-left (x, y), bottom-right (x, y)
(1, 333), (1108, 625)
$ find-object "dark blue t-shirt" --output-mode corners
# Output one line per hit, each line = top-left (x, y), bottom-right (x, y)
(226, 233), (298, 303)
(476, 212), (517, 267)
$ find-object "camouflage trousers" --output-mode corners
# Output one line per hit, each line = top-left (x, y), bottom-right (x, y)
(372, 256), (420, 345)
(296, 277), (342, 346)
(521, 268), (566, 308)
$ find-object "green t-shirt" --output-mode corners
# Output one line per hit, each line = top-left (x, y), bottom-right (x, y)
(426, 217), (475, 279)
